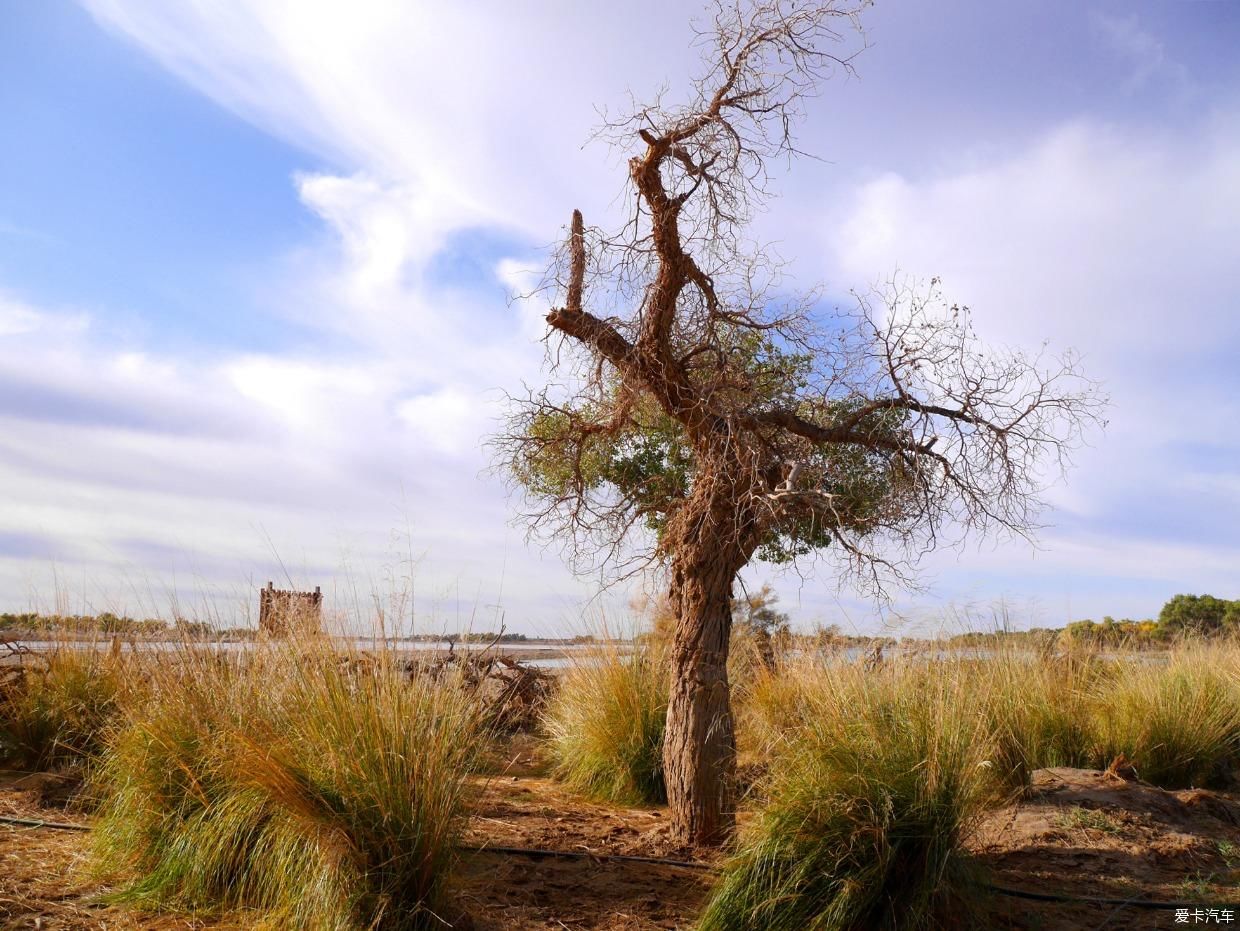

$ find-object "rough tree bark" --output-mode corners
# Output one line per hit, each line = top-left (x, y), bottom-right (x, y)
(664, 550), (740, 845)
(660, 455), (761, 844)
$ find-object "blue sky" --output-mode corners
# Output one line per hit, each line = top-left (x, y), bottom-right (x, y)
(1, 0), (1238, 635)
(0, 2), (323, 352)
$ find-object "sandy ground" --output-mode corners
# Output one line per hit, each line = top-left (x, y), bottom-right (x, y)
(3, 747), (1240, 929)
(973, 767), (1240, 930)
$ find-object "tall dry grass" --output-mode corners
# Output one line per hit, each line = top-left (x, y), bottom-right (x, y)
(719, 640), (1240, 929)
(741, 640), (1240, 795)
(705, 656), (996, 931)
(14, 616), (1240, 930)
(0, 645), (134, 770)
(1093, 648), (1240, 788)
(970, 649), (1102, 792)
(541, 638), (669, 805)
(89, 642), (484, 930)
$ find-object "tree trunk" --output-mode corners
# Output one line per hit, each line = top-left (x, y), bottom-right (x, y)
(662, 545), (740, 846)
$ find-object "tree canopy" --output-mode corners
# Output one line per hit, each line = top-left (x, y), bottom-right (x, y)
(1158, 594), (1240, 635)
(496, 0), (1105, 845)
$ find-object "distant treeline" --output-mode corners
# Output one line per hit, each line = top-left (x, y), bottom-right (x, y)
(0, 614), (596, 645)
(6, 593), (1236, 648)
(401, 632), (598, 644)
(0, 612), (254, 641)
(803, 627), (898, 650)
(946, 594), (1240, 648)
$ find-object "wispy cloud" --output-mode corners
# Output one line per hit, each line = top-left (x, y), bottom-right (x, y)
(1092, 12), (1194, 96)
(0, 220), (57, 245)
(1, 1), (1234, 630)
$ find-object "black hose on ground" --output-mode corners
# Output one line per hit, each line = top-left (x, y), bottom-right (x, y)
(0, 814), (90, 831)
(981, 882), (1232, 911)
(456, 842), (714, 872)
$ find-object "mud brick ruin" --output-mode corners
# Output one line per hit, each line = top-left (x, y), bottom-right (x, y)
(257, 582), (323, 636)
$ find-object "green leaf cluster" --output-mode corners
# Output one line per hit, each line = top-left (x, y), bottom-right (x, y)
(511, 334), (922, 565)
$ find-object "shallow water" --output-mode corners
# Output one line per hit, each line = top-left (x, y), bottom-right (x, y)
(1, 638), (605, 669)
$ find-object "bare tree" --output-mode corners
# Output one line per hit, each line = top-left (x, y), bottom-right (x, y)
(497, 0), (1104, 845)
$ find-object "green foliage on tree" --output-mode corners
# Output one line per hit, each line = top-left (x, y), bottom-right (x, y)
(511, 335), (921, 567)
(1158, 594), (1240, 635)
(1060, 616), (1160, 647)
(1056, 596), (1240, 647)
(732, 583), (791, 640)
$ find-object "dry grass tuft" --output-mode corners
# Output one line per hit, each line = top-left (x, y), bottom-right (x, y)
(88, 641), (484, 930)
(1093, 649), (1240, 788)
(542, 639), (669, 806)
(0, 646), (133, 771)
(704, 656), (996, 931)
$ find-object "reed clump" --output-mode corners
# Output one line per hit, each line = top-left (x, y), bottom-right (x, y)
(741, 641), (1240, 795)
(89, 642), (483, 930)
(703, 657), (996, 931)
(0, 646), (131, 770)
(542, 638), (669, 805)
(972, 649), (1102, 792)
(1093, 649), (1240, 788)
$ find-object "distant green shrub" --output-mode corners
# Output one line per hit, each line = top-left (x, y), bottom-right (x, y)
(1159, 594), (1240, 637)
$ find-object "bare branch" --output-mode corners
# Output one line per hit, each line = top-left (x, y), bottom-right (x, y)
(497, 0), (1104, 599)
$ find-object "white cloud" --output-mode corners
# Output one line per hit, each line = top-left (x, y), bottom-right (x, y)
(224, 356), (379, 433)
(81, 0), (702, 239)
(495, 257), (554, 341)
(296, 173), (466, 294)
(0, 301), (44, 337)
(826, 116), (1240, 473)
(0, 57), (602, 628)
(2, 1), (1231, 631)
(0, 295), (88, 338)
(829, 118), (1240, 357)
(820, 114), (1240, 612)
(0, 186), (590, 628)
(395, 388), (478, 456)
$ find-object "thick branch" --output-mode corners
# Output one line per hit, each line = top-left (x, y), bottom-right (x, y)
(546, 209), (641, 377)
(750, 407), (939, 453)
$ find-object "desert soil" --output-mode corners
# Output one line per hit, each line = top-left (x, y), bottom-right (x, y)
(3, 743), (1239, 930)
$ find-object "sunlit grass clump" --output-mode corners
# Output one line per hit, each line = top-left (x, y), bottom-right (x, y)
(0, 647), (130, 770)
(702, 659), (994, 931)
(977, 650), (1101, 792)
(542, 639), (669, 805)
(1093, 650), (1240, 788)
(90, 644), (483, 930)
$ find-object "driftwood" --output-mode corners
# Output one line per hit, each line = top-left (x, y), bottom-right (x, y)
(418, 651), (555, 733)
(1, 639), (37, 688)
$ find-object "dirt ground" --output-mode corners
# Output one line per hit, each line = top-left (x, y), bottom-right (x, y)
(973, 767), (1240, 930)
(3, 747), (1239, 930)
